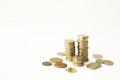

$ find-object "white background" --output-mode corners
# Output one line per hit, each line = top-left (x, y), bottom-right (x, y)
(0, 0), (120, 80)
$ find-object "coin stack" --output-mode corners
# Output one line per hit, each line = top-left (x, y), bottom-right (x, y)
(65, 39), (75, 62)
(73, 55), (84, 67)
(77, 34), (89, 62)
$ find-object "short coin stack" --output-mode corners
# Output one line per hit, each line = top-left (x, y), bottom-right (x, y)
(77, 34), (89, 62)
(65, 39), (75, 62)
(73, 55), (84, 67)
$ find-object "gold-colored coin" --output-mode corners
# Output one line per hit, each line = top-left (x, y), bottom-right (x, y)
(57, 52), (66, 56)
(87, 62), (101, 70)
(96, 59), (104, 64)
(50, 57), (63, 63)
(65, 67), (77, 73)
(93, 54), (103, 59)
(103, 60), (114, 66)
(42, 61), (52, 66)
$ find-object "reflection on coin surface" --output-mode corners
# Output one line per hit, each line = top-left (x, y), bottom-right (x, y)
(57, 52), (66, 56)
(50, 58), (63, 63)
(93, 54), (103, 59)
(65, 67), (77, 73)
(42, 61), (52, 66)
(54, 62), (67, 68)
(87, 62), (101, 70)
(103, 60), (114, 66)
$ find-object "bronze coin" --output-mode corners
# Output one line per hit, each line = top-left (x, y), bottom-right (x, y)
(54, 62), (67, 68)
(42, 61), (52, 66)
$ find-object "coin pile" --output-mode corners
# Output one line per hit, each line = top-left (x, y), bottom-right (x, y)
(42, 34), (114, 73)
(77, 34), (89, 62)
(64, 39), (75, 62)
(73, 55), (84, 67)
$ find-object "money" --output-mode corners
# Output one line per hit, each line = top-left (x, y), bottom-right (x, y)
(54, 62), (67, 68)
(77, 34), (89, 62)
(65, 67), (77, 73)
(87, 62), (101, 70)
(65, 39), (75, 62)
(42, 61), (52, 66)
(73, 55), (84, 67)
(50, 58), (63, 63)
(103, 60), (114, 66)
(96, 59), (104, 64)
(57, 52), (66, 56)
(93, 54), (103, 59)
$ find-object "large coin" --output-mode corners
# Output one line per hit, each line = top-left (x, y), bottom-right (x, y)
(65, 67), (77, 73)
(42, 61), (52, 66)
(54, 62), (67, 68)
(93, 54), (103, 59)
(57, 52), (66, 56)
(87, 62), (101, 70)
(50, 57), (63, 63)
(103, 60), (114, 66)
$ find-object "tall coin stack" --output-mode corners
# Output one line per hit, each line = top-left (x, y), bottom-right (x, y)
(77, 34), (89, 62)
(65, 39), (75, 62)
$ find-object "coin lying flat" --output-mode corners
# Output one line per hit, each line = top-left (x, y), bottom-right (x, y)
(54, 62), (67, 68)
(57, 52), (66, 56)
(87, 62), (101, 70)
(50, 58), (63, 63)
(65, 67), (77, 73)
(93, 54), (103, 59)
(96, 59), (104, 64)
(42, 61), (52, 66)
(103, 60), (114, 66)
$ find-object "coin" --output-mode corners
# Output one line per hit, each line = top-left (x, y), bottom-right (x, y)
(54, 62), (67, 68)
(87, 62), (101, 70)
(65, 67), (77, 73)
(50, 58), (63, 63)
(96, 59), (104, 64)
(57, 52), (66, 56)
(93, 54), (103, 59)
(103, 60), (114, 66)
(42, 61), (52, 66)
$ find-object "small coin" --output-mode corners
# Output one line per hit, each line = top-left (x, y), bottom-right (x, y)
(54, 62), (67, 68)
(87, 62), (101, 70)
(93, 54), (103, 59)
(50, 58), (63, 63)
(57, 52), (66, 56)
(103, 60), (114, 66)
(96, 59), (104, 64)
(65, 67), (77, 73)
(42, 61), (52, 66)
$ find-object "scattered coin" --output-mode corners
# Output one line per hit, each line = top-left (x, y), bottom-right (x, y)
(57, 52), (66, 56)
(103, 60), (114, 66)
(96, 59), (104, 64)
(93, 54), (103, 59)
(42, 61), (52, 66)
(54, 62), (67, 68)
(50, 57), (63, 63)
(87, 62), (101, 70)
(65, 67), (77, 73)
